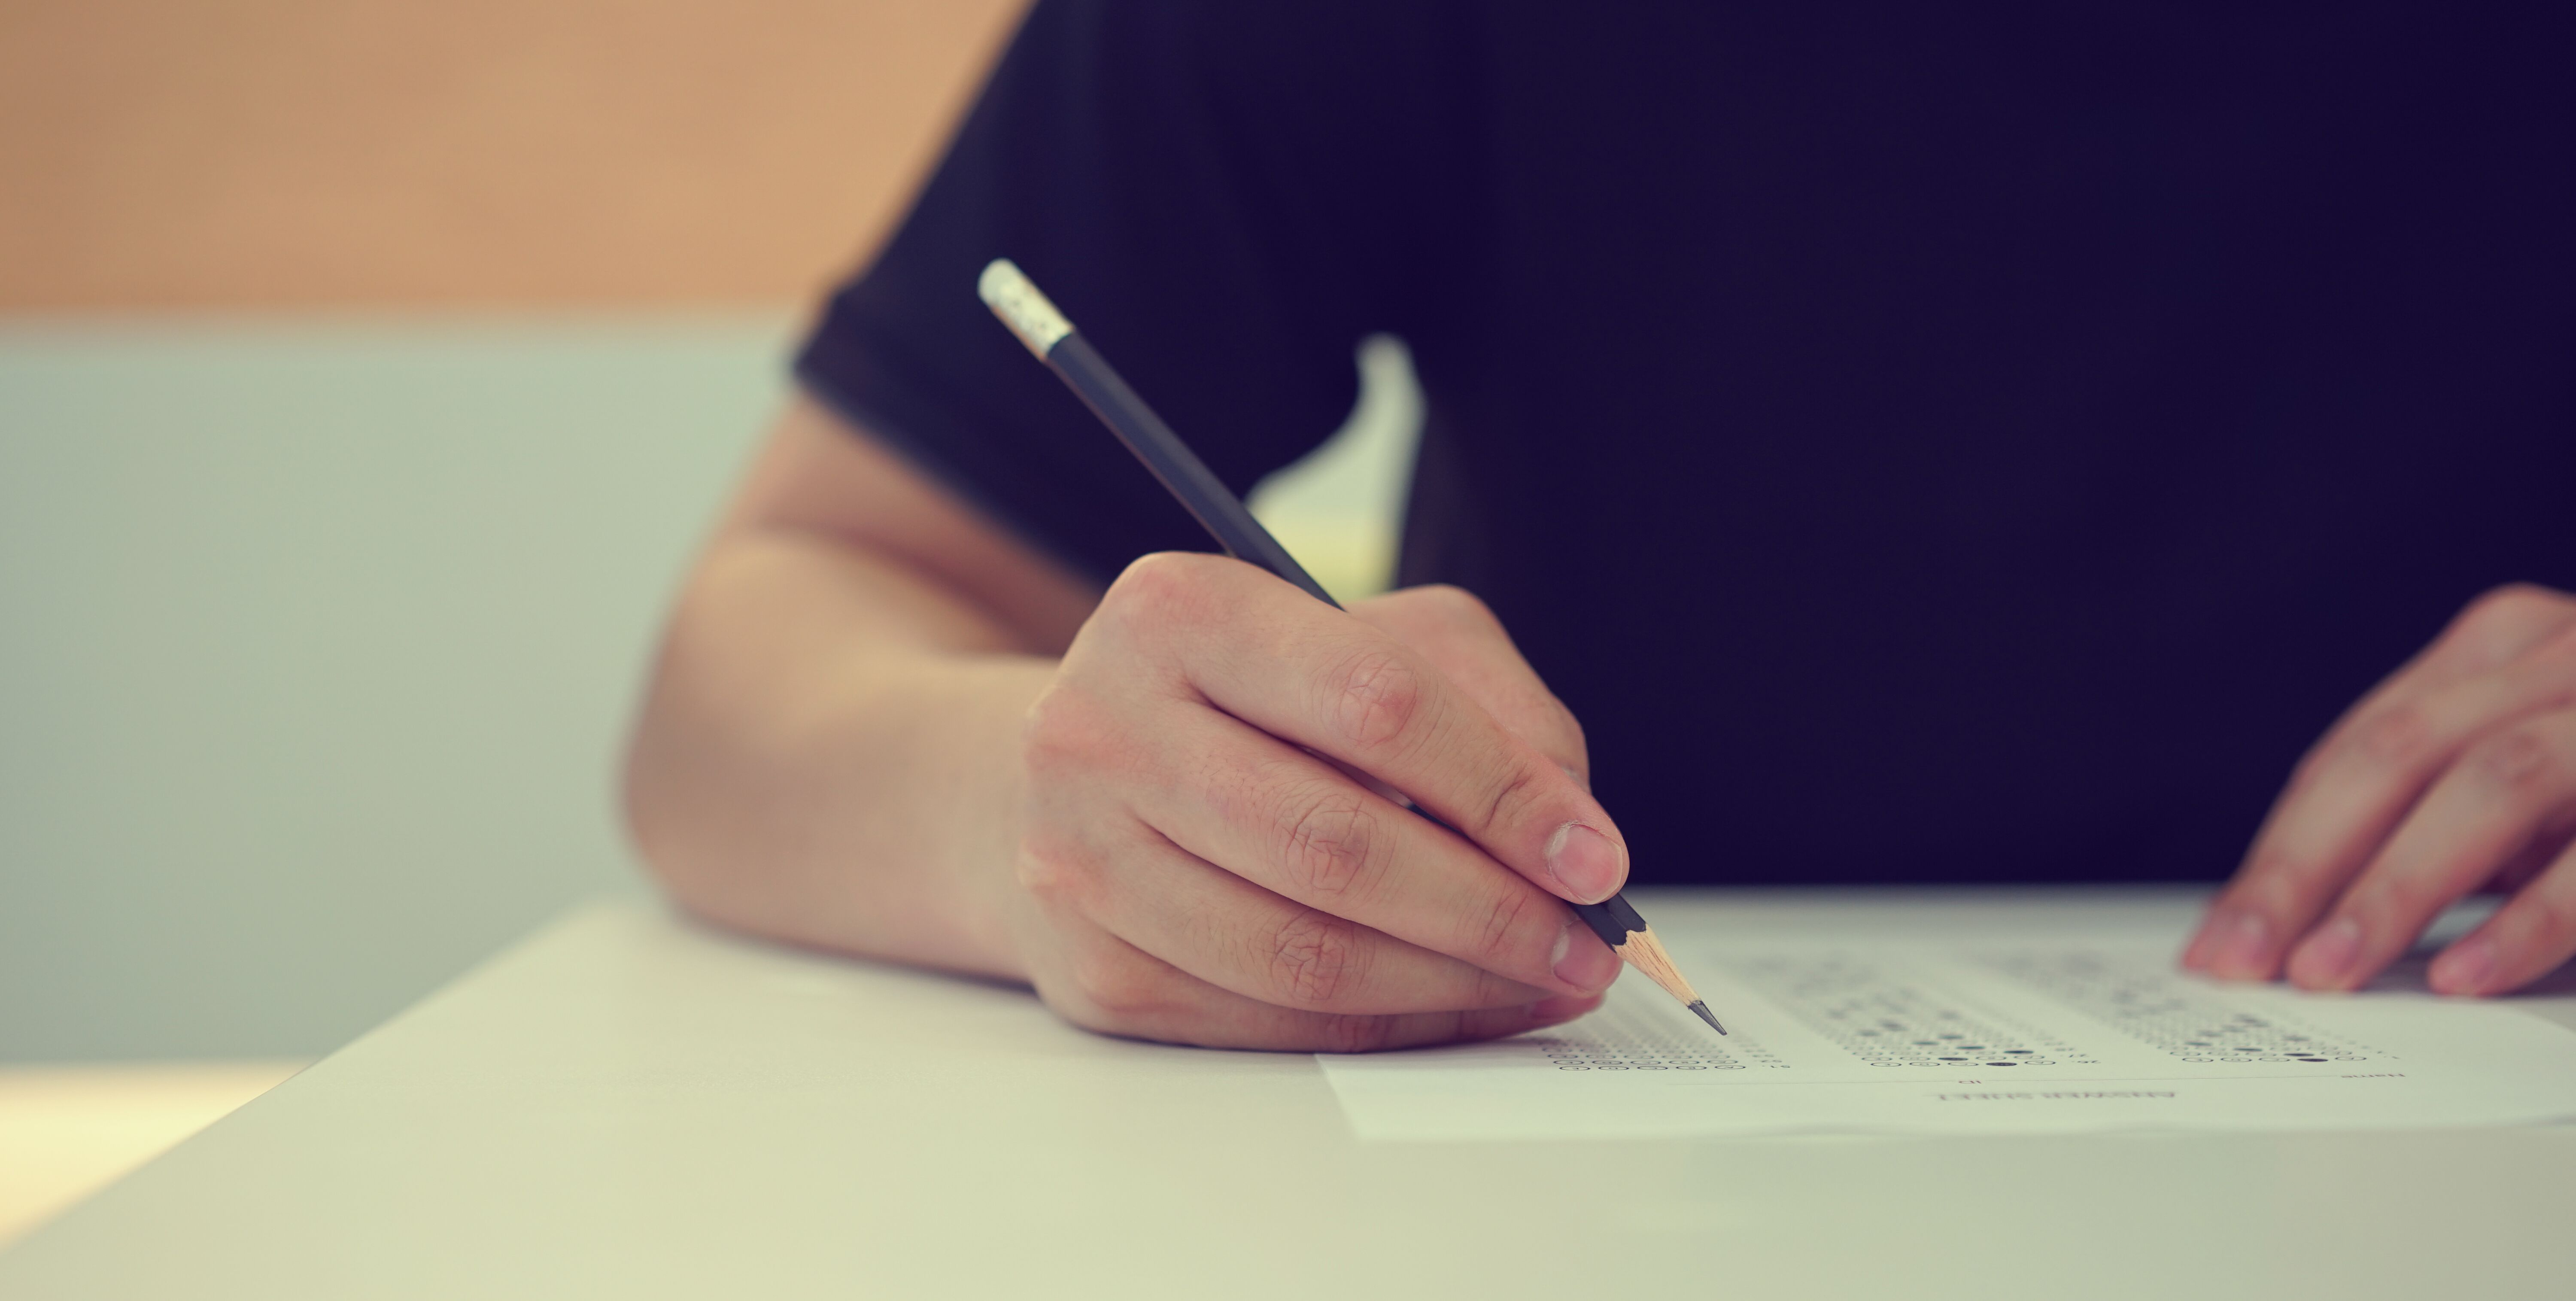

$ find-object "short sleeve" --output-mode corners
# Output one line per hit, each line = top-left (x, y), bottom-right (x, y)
(794, 0), (1471, 584)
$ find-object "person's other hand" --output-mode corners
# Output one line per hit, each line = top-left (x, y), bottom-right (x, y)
(1003, 553), (1624, 1050)
(2183, 584), (2576, 996)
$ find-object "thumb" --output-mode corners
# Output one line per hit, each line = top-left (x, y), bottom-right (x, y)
(1347, 584), (1590, 790)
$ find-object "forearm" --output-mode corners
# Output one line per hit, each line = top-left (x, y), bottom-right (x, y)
(623, 526), (1059, 979)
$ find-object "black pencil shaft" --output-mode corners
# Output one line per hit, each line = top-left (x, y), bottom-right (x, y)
(1039, 325), (1686, 1015)
(1567, 897), (1647, 949)
(1046, 334), (1339, 608)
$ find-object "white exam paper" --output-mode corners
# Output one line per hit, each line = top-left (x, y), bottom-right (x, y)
(1319, 922), (2576, 1140)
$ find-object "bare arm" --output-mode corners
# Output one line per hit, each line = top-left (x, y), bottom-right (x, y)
(626, 394), (1633, 1049)
(623, 396), (1097, 978)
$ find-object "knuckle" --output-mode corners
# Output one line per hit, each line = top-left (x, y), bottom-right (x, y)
(1470, 887), (1546, 970)
(2465, 582), (2559, 627)
(1323, 647), (1431, 753)
(1012, 837), (1099, 908)
(1020, 686), (1109, 776)
(1273, 783), (1382, 898)
(2454, 583), (2574, 652)
(1411, 583), (1498, 629)
(2357, 875), (2439, 927)
(2533, 623), (2576, 669)
(1475, 763), (1547, 839)
(2468, 726), (2564, 794)
(1100, 552), (1219, 630)
(2339, 704), (2438, 770)
(1266, 909), (1370, 1008)
(1544, 697), (1589, 761)
(1507, 692), (1589, 782)
(1106, 550), (1192, 602)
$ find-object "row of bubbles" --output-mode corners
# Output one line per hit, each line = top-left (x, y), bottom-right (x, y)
(1727, 955), (2090, 1068)
(1982, 951), (2377, 1064)
(1524, 998), (1780, 1070)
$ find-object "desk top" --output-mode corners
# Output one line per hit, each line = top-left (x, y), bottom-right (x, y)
(5, 889), (2572, 1300)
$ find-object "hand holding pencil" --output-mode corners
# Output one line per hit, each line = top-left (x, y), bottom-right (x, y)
(980, 259), (1723, 1047)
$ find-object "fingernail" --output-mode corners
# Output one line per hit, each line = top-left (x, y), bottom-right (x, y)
(2210, 911), (2274, 978)
(2287, 916), (2363, 989)
(1551, 920), (1622, 993)
(1543, 822), (1624, 904)
(2430, 937), (2498, 996)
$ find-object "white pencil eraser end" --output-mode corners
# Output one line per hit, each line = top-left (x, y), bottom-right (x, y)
(978, 259), (1074, 359)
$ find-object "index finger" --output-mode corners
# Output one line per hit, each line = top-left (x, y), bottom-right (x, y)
(1139, 556), (1631, 905)
(2186, 587), (2576, 978)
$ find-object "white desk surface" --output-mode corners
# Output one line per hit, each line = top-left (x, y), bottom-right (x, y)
(5, 888), (2572, 1300)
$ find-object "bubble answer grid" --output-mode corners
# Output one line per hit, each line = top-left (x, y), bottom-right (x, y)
(1722, 955), (2091, 1069)
(1981, 950), (2382, 1064)
(1525, 997), (1776, 1071)
(1317, 925), (2576, 1141)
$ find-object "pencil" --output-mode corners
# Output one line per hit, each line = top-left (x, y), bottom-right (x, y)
(976, 259), (1725, 1036)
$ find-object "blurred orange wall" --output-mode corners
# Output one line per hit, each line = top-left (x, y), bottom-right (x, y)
(0, 0), (1027, 308)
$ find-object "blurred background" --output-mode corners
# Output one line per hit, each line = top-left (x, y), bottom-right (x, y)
(0, 0), (1414, 1243)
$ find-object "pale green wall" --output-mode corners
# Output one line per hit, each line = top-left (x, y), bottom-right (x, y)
(0, 318), (1415, 1061)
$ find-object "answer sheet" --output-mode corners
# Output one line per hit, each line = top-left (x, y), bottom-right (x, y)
(1319, 914), (2576, 1140)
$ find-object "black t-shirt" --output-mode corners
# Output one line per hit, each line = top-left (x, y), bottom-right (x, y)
(797, 0), (2576, 887)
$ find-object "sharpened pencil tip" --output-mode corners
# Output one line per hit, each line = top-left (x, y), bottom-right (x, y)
(1687, 1000), (1727, 1035)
